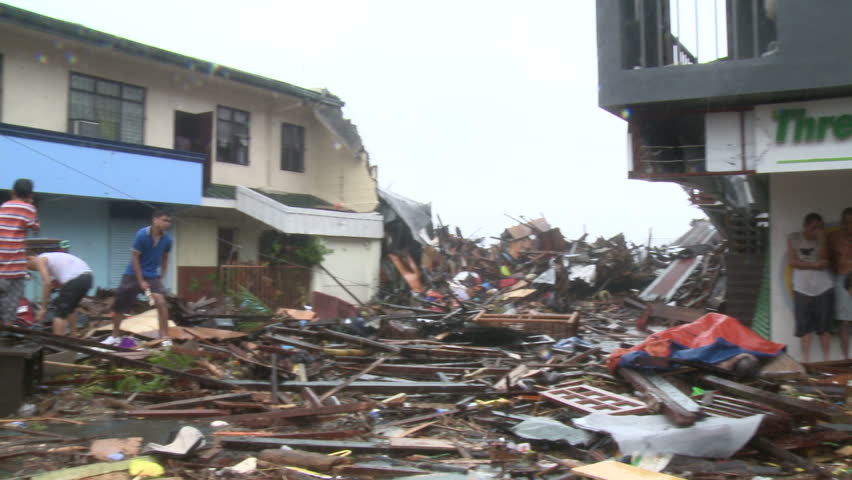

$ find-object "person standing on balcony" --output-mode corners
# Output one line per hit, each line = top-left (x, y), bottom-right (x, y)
(787, 213), (834, 362)
(0, 179), (39, 327)
(104, 210), (172, 345)
(829, 207), (852, 359)
(28, 241), (92, 335)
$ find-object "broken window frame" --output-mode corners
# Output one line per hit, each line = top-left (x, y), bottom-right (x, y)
(280, 122), (305, 173)
(216, 105), (250, 165)
(68, 72), (145, 144)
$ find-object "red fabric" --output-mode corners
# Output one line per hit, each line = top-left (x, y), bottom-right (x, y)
(0, 200), (39, 278)
(607, 313), (785, 372)
(498, 278), (518, 289)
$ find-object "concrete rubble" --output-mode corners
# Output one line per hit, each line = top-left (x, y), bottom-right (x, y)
(0, 218), (849, 480)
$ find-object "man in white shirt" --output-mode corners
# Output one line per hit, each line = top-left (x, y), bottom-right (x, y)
(28, 241), (93, 335)
(787, 213), (834, 362)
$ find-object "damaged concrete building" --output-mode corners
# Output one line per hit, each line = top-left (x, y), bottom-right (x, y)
(596, 0), (852, 360)
(0, 3), (382, 307)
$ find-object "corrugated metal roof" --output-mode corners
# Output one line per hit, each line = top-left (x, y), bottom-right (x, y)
(671, 219), (720, 247)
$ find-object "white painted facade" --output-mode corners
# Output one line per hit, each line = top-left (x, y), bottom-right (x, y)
(1, 19), (384, 303)
(769, 170), (852, 361)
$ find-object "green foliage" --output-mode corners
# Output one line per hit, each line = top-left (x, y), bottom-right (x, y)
(188, 277), (200, 292)
(115, 374), (171, 393)
(147, 351), (195, 370)
(235, 320), (270, 332)
(267, 233), (333, 267)
(232, 286), (272, 314)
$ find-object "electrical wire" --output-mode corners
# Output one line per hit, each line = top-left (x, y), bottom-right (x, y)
(1, 133), (374, 293)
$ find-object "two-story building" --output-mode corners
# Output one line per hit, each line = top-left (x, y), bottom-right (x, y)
(596, 0), (852, 360)
(0, 3), (383, 308)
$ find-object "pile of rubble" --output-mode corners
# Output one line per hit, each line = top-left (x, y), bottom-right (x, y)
(0, 215), (848, 480)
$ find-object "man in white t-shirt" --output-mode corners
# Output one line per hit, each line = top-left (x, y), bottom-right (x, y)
(27, 241), (93, 335)
(787, 213), (834, 362)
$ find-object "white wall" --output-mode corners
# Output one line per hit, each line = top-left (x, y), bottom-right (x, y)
(769, 170), (852, 360)
(311, 236), (382, 305)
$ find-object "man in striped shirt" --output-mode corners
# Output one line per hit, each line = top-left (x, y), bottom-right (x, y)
(0, 179), (39, 325)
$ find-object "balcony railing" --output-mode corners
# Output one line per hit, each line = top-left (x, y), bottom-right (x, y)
(623, 0), (776, 69)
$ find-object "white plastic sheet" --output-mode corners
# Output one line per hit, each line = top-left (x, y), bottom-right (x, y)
(573, 413), (763, 459)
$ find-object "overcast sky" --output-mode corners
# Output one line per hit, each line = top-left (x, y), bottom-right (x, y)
(8, 0), (704, 245)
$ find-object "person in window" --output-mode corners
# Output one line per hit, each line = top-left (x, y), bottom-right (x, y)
(104, 210), (172, 345)
(28, 241), (92, 335)
(0, 179), (39, 326)
(788, 213), (834, 362)
(829, 207), (852, 359)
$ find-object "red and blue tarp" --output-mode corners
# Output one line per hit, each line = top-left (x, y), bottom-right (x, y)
(608, 313), (785, 372)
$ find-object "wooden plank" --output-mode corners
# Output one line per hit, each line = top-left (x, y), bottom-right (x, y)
(30, 456), (159, 480)
(319, 357), (386, 401)
(226, 380), (487, 393)
(700, 375), (839, 420)
(125, 409), (230, 418)
(264, 334), (325, 352)
(145, 392), (252, 410)
(319, 328), (401, 353)
(619, 369), (696, 426)
(571, 460), (685, 480)
(221, 401), (375, 427)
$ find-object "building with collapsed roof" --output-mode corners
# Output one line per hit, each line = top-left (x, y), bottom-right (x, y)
(0, 3), (382, 307)
(595, 0), (852, 360)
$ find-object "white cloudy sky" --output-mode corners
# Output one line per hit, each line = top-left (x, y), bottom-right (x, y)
(8, 0), (704, 244)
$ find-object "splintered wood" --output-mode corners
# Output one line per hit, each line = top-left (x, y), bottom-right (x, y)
(541, 381), (647, 415)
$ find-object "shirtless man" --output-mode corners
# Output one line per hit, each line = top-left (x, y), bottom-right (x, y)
(828, 207), (852, 359)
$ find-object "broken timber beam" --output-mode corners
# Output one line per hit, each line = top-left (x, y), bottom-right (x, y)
(124, 409), (230, 418)
(700, 375), (838, 421)
(618, 368), (698, 426)
(319, 357), (386, 401)
(225, 380), (486, 394)
(220, 401), (375, 428)
(145, 392), (253, 410)
(335, 363), (511, 377)
(263, 334), (325, 352)
(319, 328), (401, 353)
(222, 437), (459, 452)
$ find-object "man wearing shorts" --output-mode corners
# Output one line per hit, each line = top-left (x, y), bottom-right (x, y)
(829, 207), (852, 359)
(0, 178), (39, 326)
(107, 210), (172, 344)
(28, 241), (92, 335)
(787, 213), (834, 362)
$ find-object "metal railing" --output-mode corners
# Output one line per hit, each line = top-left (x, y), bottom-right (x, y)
(177, 264), (311, 311)
(626, 0), (775, 69)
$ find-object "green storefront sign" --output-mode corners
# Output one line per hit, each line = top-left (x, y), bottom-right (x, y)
(774, 108), (852, 143)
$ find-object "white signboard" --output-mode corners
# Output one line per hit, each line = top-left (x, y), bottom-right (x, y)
(755, 97), (852, 173)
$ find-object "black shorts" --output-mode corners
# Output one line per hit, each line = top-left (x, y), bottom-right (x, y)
(794, 289), (834, 337)
(53, 273), (93, 317)
(112, 275), (166, 314)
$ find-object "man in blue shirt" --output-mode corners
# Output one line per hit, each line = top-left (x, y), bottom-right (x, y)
(105, 210), (173, 344)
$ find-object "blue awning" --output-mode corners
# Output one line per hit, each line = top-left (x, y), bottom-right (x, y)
(0, 123), (203, 205)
